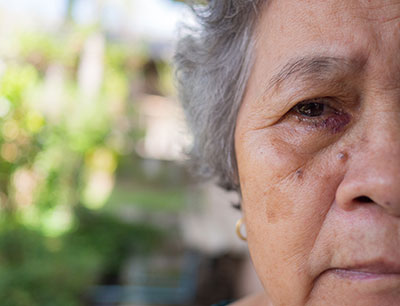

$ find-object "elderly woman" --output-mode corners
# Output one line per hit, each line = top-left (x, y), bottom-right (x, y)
(175, 0), (400, 305)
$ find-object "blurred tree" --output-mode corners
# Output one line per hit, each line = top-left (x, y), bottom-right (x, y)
(0, 9), (182, 304)
(65, 0), (78, 24)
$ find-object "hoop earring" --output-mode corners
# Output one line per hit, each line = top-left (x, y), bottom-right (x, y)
(235, 218), (247, 241)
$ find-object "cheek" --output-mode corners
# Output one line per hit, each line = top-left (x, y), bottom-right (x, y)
(238, 128), (342, 224)
(236, 128), (347, 303)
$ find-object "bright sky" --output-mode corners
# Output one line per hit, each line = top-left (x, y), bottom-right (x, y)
(0, 0), (192, 41)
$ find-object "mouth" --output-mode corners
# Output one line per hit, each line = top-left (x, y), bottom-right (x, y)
(326, 261), (400, 281)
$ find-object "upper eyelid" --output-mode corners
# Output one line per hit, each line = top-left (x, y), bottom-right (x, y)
(294, 97), (342, 111)
(297, 97), (334, 104)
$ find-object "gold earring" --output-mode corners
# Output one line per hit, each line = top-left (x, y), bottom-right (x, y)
(235, 218), (247, 241)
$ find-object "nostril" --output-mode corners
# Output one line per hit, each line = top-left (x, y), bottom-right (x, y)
(354, 196), (373, 203)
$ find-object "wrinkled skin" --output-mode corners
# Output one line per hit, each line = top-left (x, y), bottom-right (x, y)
(234, 0), (400, 305)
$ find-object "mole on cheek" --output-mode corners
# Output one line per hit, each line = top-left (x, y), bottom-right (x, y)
(295, 168), (303, 179)
(337, 151), (348, 161)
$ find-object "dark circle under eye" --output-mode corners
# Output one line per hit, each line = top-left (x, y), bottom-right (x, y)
(295, 102), (325, 117)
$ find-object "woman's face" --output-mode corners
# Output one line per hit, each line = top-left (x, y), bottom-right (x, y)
(235, 0), (400, 305)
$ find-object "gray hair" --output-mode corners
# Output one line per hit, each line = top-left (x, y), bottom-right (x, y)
(174, 0), (265, 191)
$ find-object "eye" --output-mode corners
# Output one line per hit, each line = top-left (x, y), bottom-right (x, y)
(291, 97), (341, 119)
(289, 97), (351, 133)
(294, 102), (325, 117)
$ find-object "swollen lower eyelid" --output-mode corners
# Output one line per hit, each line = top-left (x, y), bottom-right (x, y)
(309, 113), (351, 133)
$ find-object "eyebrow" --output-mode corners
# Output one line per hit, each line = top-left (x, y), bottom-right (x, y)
(266, 55), (365, 93)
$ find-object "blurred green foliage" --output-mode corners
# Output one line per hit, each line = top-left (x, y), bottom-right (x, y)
(0, 210), (163, 306)
(0, 19), (179, 306)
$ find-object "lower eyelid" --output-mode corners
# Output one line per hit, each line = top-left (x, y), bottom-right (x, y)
(303, 112), (351, 133)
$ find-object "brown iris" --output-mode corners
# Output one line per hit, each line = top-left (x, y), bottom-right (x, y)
(295, 102), (325, 117)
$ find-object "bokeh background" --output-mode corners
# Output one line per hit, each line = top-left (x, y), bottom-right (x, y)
(0, 1), (262, 305)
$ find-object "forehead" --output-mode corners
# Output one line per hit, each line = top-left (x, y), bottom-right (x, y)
(246, 0), (400, 99)
(258, 0), (400, 44)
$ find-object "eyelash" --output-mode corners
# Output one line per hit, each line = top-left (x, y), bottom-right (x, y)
(289, 97), (351, 133)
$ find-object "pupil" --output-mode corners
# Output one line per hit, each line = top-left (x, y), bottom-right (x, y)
(298, 103), (324, 117)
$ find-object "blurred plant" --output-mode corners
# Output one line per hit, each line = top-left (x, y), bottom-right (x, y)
(0, 208), (163, 306)
(0, 26), (142, 224)
(0, 20), (177, 305)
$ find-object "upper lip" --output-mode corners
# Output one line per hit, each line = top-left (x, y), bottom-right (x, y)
(334, 260), (400, 274)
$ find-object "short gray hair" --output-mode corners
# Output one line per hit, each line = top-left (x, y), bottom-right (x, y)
(174, 0), (265, 191)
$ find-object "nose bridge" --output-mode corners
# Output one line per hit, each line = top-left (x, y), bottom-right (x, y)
(362, 124), (400, 186)
(359, 87), (400, 162)
(368, 97), (400, 155)
(336, 103), (400, 216)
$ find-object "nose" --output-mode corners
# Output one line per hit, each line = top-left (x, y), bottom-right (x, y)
(335, 117), (400, 217)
